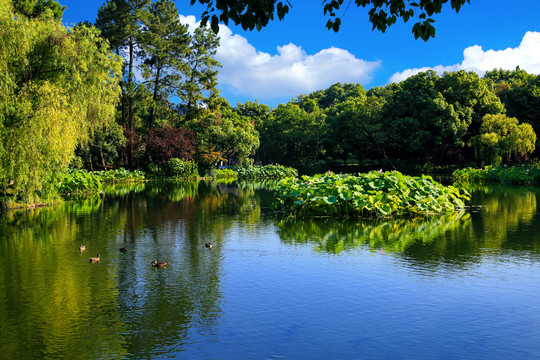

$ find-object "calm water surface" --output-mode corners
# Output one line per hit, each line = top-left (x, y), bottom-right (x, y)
(0, 181), (539, 359)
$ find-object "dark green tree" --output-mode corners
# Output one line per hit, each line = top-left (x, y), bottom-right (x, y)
(75, 122), (127, 170)
(138, 0), (190, 132)
(236, 101), (271, 164)
(484, 68), (540, 151)
(262, 103), (325, 166)
(437, 70), (505, 136)
(323, 96), (367, 165)
(297, 83), (366, 110)
(179, 26), (221, 121)
(186, 99), (258, 168)
(95, 0), (151, 167)
(382, 71), (455, 160)
(380, 70), (504, 162)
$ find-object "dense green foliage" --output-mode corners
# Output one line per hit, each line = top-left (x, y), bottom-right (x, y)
(234, 165), (298, 179)
(13, 0), (65, 20)
(192, 0), (470, 41)
(470, 114), (536, 166)
(215, 165), (298, 180)
(166, 158), (199, 178)
(0, 1), (122, 203)
(55, 170), (102, 195)
(55, 168), (145, 195)
(484, 68), (540, 149)
(95, 0), (257, 173)
(274, 170), (469, 218)
(215, 168), (238, 179)
(453, 165), (540, 185)
(94, 168), (146, 183)
(254, 71), (538, 172)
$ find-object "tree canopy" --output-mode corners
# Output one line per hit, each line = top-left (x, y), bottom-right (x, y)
(0, 0), (122, 201)
(470, 114), (536, 166)
(12, 0), (65, 20)
(191, 0), (471, 41)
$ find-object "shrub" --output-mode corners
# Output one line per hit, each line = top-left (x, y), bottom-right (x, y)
(166, 158), (199, 178)
(146, 127), (195, 165)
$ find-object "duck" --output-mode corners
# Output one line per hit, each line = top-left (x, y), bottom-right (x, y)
(151, 260), (168, 267)
(119, 247), (128, 252)
(205, 242), (213, 249)
(89, 254), (100, 262)
(79, 245), (86, 252)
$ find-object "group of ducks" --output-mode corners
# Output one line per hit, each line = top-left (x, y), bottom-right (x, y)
(79, 242), (214, 267)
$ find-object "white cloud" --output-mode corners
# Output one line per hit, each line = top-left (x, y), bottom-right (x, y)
(389, 31), (540, 83)
(179, 15), (381, 100)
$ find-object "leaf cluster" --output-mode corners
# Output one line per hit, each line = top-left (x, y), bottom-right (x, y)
(453, 164), (540, 185)
(93, 168), (146, 183)
(192, 0), (291, 33)
(55, 169), (102, 195)
(274, 170), (469, 218)
(233, 164), (298, 179)
(166, 158), (199, 178)
(323, 0), (470, 40)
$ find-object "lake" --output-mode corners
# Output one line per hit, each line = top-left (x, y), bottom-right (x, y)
(0, 181), (539, 359)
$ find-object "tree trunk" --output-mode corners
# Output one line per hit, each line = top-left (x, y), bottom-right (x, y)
(148, 66), (161, 132)
(127, 36), (135, 169)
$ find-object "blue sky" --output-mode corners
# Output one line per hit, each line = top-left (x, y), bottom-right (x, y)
(60, 0), (540, 108)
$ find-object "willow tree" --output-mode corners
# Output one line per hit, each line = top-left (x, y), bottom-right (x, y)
(470, 114), (536, 166)
(0, 1), (122, 202)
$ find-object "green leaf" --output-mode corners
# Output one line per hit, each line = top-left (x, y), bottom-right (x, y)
(210, 15), (219, 33)
(332, 18), (341, 32)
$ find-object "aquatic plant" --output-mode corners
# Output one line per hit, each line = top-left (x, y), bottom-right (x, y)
(453, 165), (540, 185)
(215, 164), (298, 180)
(273, 170), (469, 218)
(215, 168), (238, 179)
(234, 164), (298, 179)
(93, 168), (146, 183)
(56, 169), (102, 195)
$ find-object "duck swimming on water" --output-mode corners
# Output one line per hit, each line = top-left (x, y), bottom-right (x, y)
(151, 260), (168, 267)
(89, 254), (100, 262)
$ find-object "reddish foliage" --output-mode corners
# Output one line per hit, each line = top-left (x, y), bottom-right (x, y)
(122, 127), (143, 167)
(146, 127), (195, 165)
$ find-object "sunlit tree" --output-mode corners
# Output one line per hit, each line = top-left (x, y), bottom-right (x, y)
(0, 2), (122, 201)
(470, 114), (536, 166)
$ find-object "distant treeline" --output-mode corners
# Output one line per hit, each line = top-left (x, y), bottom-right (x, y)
(250, 68), (539, 173)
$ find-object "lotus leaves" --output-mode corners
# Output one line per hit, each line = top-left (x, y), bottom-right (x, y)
(274, 170), (469, 218)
